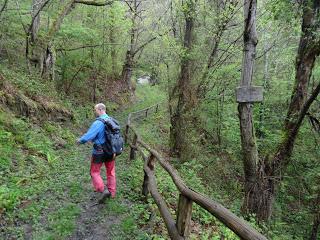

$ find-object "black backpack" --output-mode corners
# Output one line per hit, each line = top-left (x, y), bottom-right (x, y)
(98, 117), (124, 156)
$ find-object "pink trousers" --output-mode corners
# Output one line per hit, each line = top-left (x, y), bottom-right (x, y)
(90, 158), (116, 197)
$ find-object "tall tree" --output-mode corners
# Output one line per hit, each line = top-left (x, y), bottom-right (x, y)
(121, 0), (162, 97)
(239, 0), (320, 221)
(237, 0), (261, 219)
(309, 191), (320, 240)
(169, 0), (196, 160)
(26, 0), (114, 80)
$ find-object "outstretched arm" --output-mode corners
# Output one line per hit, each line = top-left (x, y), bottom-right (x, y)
(78, 121), (103, 144)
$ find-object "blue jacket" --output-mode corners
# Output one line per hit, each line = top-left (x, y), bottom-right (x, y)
(79, 113), (109, 154)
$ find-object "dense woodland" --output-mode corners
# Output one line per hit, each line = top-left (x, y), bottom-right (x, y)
(0, 0), (319, 239)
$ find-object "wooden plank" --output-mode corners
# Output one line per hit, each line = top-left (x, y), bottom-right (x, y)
(176, 194), (193, 238)
(236, 86), (263, 103)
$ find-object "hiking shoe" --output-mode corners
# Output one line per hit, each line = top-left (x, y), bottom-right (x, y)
(98, 189), (111, 204)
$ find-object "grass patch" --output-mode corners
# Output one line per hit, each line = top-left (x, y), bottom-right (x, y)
(47, 204), (81, 238)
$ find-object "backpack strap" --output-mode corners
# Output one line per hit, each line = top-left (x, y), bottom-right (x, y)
(97, 118), (106, 124)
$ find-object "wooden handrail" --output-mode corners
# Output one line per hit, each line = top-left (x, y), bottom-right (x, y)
(139, 147), (183, 240)
(125, 104), (268, 240)
(125, 103), (160, 144)
(128, 103), (160, 122)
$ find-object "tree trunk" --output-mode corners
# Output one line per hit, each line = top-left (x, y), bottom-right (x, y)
(237, 0), (263, 218)
(121, 0), (137, 95)
(169, 0), (195, 160)
(309, 192), (320, 240)
(120, 0), (161, 96)
(41, 45), (55, 80)
(121, 50), (134, 93)
(310, 213), (320, 240)
(26, 0), (75, 80)
(26, 0), (43, 73)
(242, 0), (320, 221)
(241, 155), (277, 221)
(272, 0), (320, 174)
(31, 0), (41, 42)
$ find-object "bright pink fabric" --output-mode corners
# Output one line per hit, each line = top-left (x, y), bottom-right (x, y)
(90, 158), (116, 197)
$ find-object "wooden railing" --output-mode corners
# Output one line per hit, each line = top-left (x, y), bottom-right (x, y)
(124, 104), (268, 240)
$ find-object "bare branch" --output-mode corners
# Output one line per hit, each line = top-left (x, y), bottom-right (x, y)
(133, 29), (170, 56)
(0, 0), (9, 18)
(307, 112), (320, 134)
(133, 36), (156, 55)
(74, 0), (114, 6)
(56, 43), (125, 52)
(57, 44), (102, 52)
(15, 1), (28, 33)
(29, 0), (51, 35)
(292, 82), (320, 137)
(124, 0), (134, 12)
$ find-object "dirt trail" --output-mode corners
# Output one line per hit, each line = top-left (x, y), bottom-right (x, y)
(68, 187), (120, 240)
(68, 151), (132, 240)
(68, 109), (141, 240)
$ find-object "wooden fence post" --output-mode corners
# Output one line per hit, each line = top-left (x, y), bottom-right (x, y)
(142, 170), (149, 198)
(176, 194), (193, 238)
(124, 124), (129, 144)
(146, 108), (149, 117)
(147, 154), (156, 170)
(129, 134), (138, 160)
(125, 114), (131, 144)
(142, 154), (156, 198)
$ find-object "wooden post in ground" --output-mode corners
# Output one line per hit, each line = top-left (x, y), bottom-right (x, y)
(236, 0), (265, 220)
(176, 194), (193, 238)
(129, 133), (137, 160)
(142, 154), (156, 200)
(125, 113), (131, 144)
(124, 124), (129, 144)
(147, 154), (156, 170)
(142, 171), (149, 198)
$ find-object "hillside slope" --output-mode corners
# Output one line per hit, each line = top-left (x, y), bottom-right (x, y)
(0, 66), (169, 239)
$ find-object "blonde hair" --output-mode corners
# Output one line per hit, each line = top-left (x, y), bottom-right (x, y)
(94, 103), (106, 111)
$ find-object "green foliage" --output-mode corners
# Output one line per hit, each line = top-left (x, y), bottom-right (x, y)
(47, 204), (81, 238)
(123, 101), (261, 239)
(121, 217), (137, 233)
(0, 65), (58, 99)
(0, 0), (319, 238)
(0, 186), (20, 212)
(266, 0), (302, 25)
(0, 103), (86, 238)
